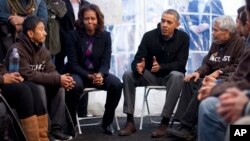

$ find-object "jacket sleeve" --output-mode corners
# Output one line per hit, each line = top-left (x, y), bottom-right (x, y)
(131, 33), (148, 74)
(0, 0), (11, 23)
(0, 64), (6, 84)
(46, 0), (67, 18)
(98, 32), (111, 75)
(220, 41), (245, 75)
(210, 49), (250, 96)
(66, 31), (89, 79)
(37, 0), (48, 24)
(196, 47), (214, 77)
(159, 33), (190, 73)
(5, 45), (61, 86)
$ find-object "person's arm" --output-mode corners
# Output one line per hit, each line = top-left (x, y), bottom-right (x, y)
(0, 0), (12, 23)
(66, 31), (89, 79)
(4, 46), (61, 86)
(46, 0), (67, 18)
(98, 31), (111, 75)
(0, 64), (7, 86)
(131, 33), (148, 75)
(220, 39), (245, 75)
(196, 46), (214, 77)
(37, 0), (48, 24)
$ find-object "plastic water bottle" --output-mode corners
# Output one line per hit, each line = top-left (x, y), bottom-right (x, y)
(9, 48), (20, 72)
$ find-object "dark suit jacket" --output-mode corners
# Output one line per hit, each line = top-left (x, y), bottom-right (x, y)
(65, 29), (111, 80)
(59, 0), (90, 50)
(131, 24), (190, 77)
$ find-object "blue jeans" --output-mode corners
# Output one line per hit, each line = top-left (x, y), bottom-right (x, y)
(198, 97), (227, 141)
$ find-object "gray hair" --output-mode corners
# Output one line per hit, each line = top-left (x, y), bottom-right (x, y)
(162, 9), (180, 22)
(213, 15), (237, 34)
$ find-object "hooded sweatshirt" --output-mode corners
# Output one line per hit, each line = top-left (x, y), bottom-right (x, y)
(0, 64), (7, 85)
(4, 33), (61, 86)
(196, 33), (245, 78)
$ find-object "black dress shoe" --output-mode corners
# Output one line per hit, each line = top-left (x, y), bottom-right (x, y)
(167, 124), (196, 141)
(103, 124), (115, 135)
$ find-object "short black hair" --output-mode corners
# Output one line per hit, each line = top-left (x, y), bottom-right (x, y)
(22, 16), (45, 36)
(238, 6), (247, 25)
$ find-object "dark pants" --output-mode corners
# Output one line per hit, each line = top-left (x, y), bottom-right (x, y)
(174, 79), (202, 128)
(1, 81), (46, 119)
(32, 84), (66, 131)
(122, 70), (184, 119)
(66, 73), (122, 128)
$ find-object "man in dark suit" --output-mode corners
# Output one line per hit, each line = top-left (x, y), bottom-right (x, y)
(56, 0), (90, 72)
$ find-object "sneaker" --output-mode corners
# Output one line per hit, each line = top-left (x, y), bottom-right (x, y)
(50, 129), (73, 141)
(167, 125), (196, 141)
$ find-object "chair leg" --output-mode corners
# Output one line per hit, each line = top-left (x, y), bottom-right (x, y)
(76, 112), (82, 134)
(139, 87), (147, 130)
(114, 115), (120, 130)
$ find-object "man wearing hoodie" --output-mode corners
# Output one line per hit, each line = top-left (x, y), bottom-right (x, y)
(4, 16), (75, 141)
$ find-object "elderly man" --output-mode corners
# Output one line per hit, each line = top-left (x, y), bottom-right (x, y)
(198, 1), (250, 141)
(167, 15), (245, 140)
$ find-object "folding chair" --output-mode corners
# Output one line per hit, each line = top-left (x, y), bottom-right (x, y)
(0, 94), (26, 141)
(139, 86), (166, 130)
(76, 88), (120, 134)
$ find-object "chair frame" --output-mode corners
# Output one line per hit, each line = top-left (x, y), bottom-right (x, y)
(76, 88), (120, 134)
(139, 86), (166, 130)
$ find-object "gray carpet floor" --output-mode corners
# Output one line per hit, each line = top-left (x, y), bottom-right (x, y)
(74, 117), (194, 141)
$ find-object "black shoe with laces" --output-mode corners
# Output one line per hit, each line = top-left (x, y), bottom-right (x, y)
(167, 124), (196, 141)
(50, 129), (73, 141)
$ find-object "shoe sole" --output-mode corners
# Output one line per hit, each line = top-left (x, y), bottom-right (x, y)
(119, 130), (137, 136)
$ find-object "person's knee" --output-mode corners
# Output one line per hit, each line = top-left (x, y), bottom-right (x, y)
(170, 71), (184, 80)
(58, 87), (65, 99)
(112, 78), (123, 90)
(71, 74), (84, 93)
(199, 97), (219, 114)
(122, 71), (133, 82)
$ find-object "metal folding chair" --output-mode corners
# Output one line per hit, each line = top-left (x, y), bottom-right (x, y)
(76, 88), (120, 134)
(139, 86), (167, 130)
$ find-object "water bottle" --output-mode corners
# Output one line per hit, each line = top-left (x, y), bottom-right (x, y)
(9, 48), (20, 72)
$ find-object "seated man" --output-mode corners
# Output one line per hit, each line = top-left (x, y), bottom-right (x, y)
(4, 16), (75, 141)
(0, 63), (48, 141)
(167, 15), (245, 140)
(236, 6), (249, 38)
(119, 9), (190, 138)
(198, 2), (250, 140)
(198, 87), (250, 141)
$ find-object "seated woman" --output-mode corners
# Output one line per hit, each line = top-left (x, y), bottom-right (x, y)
(64, 4), (122, 135)
(0, 63), (48, 141)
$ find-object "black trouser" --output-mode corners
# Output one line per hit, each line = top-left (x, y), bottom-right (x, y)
(66, 73), (122, 128)
(34, 84), (66, 130)
(1, 81), (46, 119)
(173, 79), (202, 128)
